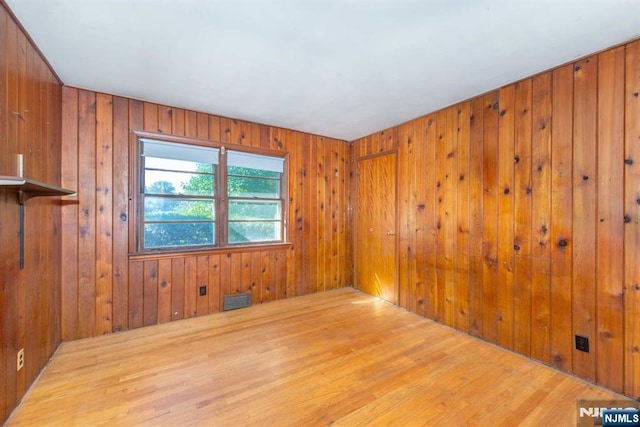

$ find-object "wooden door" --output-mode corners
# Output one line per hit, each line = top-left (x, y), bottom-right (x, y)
(354, 153), (398, 303)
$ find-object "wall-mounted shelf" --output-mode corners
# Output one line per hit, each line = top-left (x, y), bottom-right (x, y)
(0, 175), (75, 204)
(0, 175), (75, 269)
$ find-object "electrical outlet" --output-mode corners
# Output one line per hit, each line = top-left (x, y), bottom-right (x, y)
(17, 348), (24, 371)
(199, 285), (207, 296)
(575, 335), (590, 353)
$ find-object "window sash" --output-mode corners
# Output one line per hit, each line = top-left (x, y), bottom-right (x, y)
(135, 134), (286, 252)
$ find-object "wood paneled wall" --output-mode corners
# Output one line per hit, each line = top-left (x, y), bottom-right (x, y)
(0, 3), (63, 423)
(352, 40), (640, 398)
(60, 88), (352, 340)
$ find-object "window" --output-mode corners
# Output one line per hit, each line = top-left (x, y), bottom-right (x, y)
(135, 133), (286, 252)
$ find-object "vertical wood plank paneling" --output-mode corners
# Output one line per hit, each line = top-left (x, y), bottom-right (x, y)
(171, 258), (185, 321)
(530, 73), (552, 363)
(143, 260), (158, 326)
(482, 92), (499, 344)
(61, 87), (79, 340)
(572, 55), (598, 382)
(208, 255), (221, 312)
(157, 259), (172, 323)
(398, 121), (415, 310)
(513, 79), (532, 356)
(3, 18), (20, 415)
(184, 257), (197, 318)
(497, 86), (515, 349)
(624, 39), (640, 400)
(596, 46), (625, 392)
(435, 110), (447, 322)
(414, 117), (427, 316)
(420, 116), (437, 319)
(128, 261), (143, 329)
(112, 96), (129, 333)
(95, 93), (113, 335)
(456, 105), (470, 332)
(196, 256), (209, 314)
(143, 103), (158, 133)
(77, 90), (97, 339)
(468, 99), (485, 338)
(1, 6), (64, 422)
(550, 64), (574, 371)
(443, 107), (458, 326)
(316, 136), (326, 292)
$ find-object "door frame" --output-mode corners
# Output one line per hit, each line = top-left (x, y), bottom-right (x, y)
(352, 149), (400, 304)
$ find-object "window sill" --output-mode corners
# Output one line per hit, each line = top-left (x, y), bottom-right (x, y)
(129, 242), (293, 261)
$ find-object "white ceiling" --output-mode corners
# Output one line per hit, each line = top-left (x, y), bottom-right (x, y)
(6, 0), (640, 141)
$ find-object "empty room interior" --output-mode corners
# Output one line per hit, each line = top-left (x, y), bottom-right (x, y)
(1, 0), (640, 425)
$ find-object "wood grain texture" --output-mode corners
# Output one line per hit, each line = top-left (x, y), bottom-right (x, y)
(352, 39), (640, 397)
(6, 289), (623, 427)
(624, 39), (640, 400)
(60, 88), (351, 342)
(0, 3), (63, 423)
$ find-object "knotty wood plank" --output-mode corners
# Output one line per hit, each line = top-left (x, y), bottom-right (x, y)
(550, 64), (574, 371)
(171, 108), (185, 136)
(7, 289), (622, 427)
(207, 115), (220, 141)
(61, 87), (79, 340)
(112, 96), (129, 333)
(208, 255), (221, 313)
(596, 46), (625, 393)
(530, 73), (552, 363)
(184, 257), (197, 318)
(95, 93), (113, 335)
(143, 260), (158, 326)
(127, 99), (143, 254)
(157, 259), (172, 323)
(316, 136), (326, 292)
(77, 90), (97, 339)
(482, 92), (500, 344)
(572, 56), (598, 382)
(197, 112), (209, 140)
(455, 104), (470, 332)
(158, 106), (172, 134)
(171, 258), (185, 321)
(249, 251), (262, 303)
(497, 86), (515, 349)
(435, 111), (447, 322)
(624, 39), (640, 400)
(513, 79), (532, 356)
(128, 261), (144, 329)
(398, 121), (416, 310)
(468, 98), (484, 338)
(442, 107), (458, 326)
(414, 117), (430, 317)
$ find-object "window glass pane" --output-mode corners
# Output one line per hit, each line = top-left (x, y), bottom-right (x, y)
(145, 198), (214, 221)
(228, 200), (281, 220)
(146, 156), (213, 173)
(145, 170), (214, 196)
(228, 221), (281, 244)
(144, 222), (215, 248)
(227, 176), (280, 198)
(227, 151), (283, 173)
(142, 139), (219, 164)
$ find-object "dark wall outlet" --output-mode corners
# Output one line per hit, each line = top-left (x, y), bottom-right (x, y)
(575, 335), (590, 353)
(199, 285), (207, 296)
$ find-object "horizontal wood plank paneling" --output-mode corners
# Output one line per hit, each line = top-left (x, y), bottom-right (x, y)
(0, 3), (63, 424)
(352, 39), (640, 397)
(60, 89), (352, 340)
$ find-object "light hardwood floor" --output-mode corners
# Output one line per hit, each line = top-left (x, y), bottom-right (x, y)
(7, 288), (622, 426)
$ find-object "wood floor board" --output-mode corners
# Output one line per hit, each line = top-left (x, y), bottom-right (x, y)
(7, 288), (623, 426)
